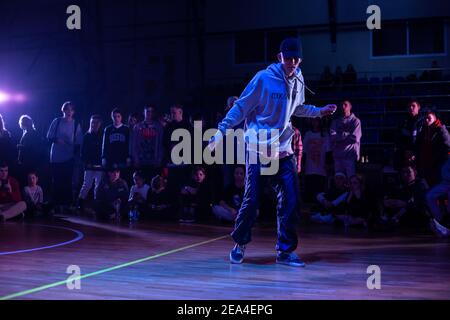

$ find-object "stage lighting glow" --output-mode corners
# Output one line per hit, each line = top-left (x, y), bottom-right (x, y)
(13, 94), (26, 102)
(0, 90), (26, 104)
(0, 91), (11, 104)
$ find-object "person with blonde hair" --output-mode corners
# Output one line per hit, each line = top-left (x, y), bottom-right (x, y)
(17, 115), (44, 183)
(46, 101), (83, 212)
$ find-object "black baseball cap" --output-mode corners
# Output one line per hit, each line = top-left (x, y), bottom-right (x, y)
(280, 37), (303, 59)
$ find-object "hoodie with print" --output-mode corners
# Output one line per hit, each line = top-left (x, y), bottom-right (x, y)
(329, 113), (362, 161)
(131, 120), (164, 166)
(217, 63), (322, 155)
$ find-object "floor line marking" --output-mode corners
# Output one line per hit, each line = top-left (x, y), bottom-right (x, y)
(0, 234), (228, 300)
(0, 224), (84, 256)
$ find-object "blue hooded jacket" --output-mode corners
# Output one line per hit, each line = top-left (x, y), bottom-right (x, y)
(218, 63), (322, 155)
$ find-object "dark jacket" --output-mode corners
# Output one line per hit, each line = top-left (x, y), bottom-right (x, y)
(102, 124), (130, 167)
(416, 120), (450, 185)
(0, 130), (15, 166)
(81, 131), (103, 169)
(385, 179), (429, 211)
(97, 178), (129, 204)
(18, 130), (45, 169)
(397, 114), (425, 151)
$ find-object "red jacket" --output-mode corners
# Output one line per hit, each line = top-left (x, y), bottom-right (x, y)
(0, 176), (22, 204)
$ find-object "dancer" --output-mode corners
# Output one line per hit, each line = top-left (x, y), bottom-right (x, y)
(209, 37), (336, 267)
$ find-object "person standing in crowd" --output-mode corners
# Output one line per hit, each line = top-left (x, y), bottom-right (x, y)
(132, 105), (164, 181)
(330, 100), (362, 178)
(128, 112), (141, 131)
(209, 37), (337, 267)
(77, 115), (104, 211)
(395, 100), (424, 169)
(102, 108), (131, 169)
(291, 124), (304, 219)
(127, 113), (140, 163)
(0, 114), (15, 168)
(0, 163), (26, 222)
(163, 104), (193, 197)
(17, 115), (45, 185)
(163, 104), (192, 164)
(291, 126), (303, 175)
(46, 102), (83, 212)
(415, 109), (450, 187)
(303, 117), (330, 202)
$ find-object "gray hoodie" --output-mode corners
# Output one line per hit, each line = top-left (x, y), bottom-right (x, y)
(330, 113), (362, 161)
(47, 117), (83, 163)
(218, 63), (322, 155)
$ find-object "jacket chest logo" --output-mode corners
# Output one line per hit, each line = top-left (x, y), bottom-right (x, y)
(271, 92), (288, 100)
(110, 133), (125, 143)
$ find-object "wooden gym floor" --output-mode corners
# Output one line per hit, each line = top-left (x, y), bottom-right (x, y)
(0, 216), (449, 300)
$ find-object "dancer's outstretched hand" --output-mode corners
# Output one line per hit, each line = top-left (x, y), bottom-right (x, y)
(320, 104), (337, 116)
(208, 130), (223, 151)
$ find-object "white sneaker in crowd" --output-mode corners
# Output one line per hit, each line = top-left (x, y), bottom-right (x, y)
(430, 218), (450, 238)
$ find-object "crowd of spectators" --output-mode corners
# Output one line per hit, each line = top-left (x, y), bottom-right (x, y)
(0, 96), (449, 238)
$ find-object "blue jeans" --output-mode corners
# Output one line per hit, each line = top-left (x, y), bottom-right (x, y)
(231, 154), (300, 253)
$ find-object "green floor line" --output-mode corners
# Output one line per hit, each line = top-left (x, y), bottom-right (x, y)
(0, 235), (228, 300)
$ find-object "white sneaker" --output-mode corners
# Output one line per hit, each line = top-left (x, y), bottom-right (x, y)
(431, 219), (450, 237)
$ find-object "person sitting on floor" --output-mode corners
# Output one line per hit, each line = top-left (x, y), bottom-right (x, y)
(95, 167), (129, 220)
(336, 174), (373, 230)
(310, 172), (348, 224)
(179, 166), (212, 223)
(23, 172), (48, 217)
(128, 171), (150, 221)
(212, 166), (245, 222)
(381, 165), (429, 228)
(147, 174), (171, 218)
(0, 163), (27, 222)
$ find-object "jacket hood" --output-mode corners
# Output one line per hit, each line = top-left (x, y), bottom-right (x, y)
(266, 63), (315, 95)
(267, 63), (303, 81)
